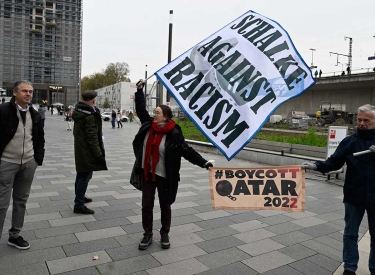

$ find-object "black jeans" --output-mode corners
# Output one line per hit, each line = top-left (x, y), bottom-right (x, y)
(74, 171), (93, 208)
(141, 172), (171, 237)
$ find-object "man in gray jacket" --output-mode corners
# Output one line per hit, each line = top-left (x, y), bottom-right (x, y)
(0, 80), (45, 250)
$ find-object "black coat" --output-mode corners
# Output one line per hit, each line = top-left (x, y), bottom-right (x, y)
(133, 88), (207, 205)
(315, 129), (375, 205)
(0, 97), (45, 165)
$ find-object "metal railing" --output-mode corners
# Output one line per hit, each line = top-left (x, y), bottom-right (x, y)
(317, 67), (375, 78)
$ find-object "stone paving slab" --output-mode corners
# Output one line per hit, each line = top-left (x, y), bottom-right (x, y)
(75, 226), (126, 242)
(0, 113), (370, 275)
(62, 237), (121, 257)
(97, 254), (160, 275)
(196, 247), (250, 269)
(197, 262), (258, 275)
(151, 244), (207, 265)
(147, 258), (208, 275)
(242, 250), (295, 273)
(47, 250), (112, 274)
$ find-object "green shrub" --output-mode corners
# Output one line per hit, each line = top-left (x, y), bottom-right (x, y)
(175, 119), (326, 147)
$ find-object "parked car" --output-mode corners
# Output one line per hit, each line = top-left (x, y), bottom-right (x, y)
(101, 112), (111, 121)
(121, 115), (129, 122)
(101, 112), (128, 122)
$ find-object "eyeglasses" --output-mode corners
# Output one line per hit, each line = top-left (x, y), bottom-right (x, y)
(20, 89), (33, 94)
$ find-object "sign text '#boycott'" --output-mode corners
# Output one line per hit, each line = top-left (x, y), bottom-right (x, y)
(216, 168), (299, 196)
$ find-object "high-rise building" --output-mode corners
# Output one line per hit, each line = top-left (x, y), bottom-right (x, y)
(0, 0), (82, 106)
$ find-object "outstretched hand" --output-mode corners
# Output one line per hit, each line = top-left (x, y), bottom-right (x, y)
(204, 162), (213, 170)
(369, 145), (375, 153)
(301, 162), (317, 171)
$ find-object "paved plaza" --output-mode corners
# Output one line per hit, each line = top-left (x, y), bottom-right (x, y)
(0, 111), (371, 275)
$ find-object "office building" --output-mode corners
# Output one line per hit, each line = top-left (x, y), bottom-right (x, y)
(95, 81), (157, 113)
(0, 0), (82, 106)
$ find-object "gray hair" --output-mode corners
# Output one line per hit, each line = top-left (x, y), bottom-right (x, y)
(357, 104), (375, 120)
(13, 80), (33, 91)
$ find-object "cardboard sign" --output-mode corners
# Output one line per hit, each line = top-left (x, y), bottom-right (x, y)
(209, 165), (305, 212)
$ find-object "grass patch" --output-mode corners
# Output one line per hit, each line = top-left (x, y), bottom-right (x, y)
(255, 127), (326, 147)
(175, 119), (209, 142)
(175, 119), (326, 147)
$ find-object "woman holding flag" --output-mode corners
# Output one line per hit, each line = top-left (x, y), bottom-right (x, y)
(132, 79), (213, 250)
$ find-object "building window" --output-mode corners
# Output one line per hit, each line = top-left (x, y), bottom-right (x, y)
(15, 6), (23, 13)
(35, 8), (43, 16)
(4, 5), (11, 18)
(46, 2), (53, 9)
(45, 68), (52, 75)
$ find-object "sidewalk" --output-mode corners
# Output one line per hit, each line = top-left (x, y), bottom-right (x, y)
(0, 112), (370, 275)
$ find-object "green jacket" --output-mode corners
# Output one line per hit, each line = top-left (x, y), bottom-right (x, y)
(72, 102), (107, 172)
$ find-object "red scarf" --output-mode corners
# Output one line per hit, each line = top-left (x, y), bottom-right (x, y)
(144, 120), (176, 181)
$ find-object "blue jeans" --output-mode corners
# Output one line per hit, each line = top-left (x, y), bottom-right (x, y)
(343, 202), (375, 273)
(74, 171), (93, 208)
(111, 118), (115, 128)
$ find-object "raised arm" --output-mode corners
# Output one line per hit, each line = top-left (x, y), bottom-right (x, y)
(134, 80), (152, 124)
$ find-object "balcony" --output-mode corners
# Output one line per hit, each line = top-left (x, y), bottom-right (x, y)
(31, 19), (44, 25)
(30, 28), (42, 33)
(45, 14), (55, 19)
(30, 0), (44, 8)
(46, 21), (57, 26)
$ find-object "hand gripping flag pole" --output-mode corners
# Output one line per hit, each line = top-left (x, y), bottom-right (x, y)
(353, 150), (371, 156)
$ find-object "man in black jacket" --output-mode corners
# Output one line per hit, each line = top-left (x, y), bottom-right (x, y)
(72, 90), (107, 215)
(302, 104), (375, 275)
(0, 80), (45, 250)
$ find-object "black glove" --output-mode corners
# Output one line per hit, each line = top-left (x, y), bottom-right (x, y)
(136, 79), (145, 89)
(96, 155), (106, 166)
(204, 162), (213, 170)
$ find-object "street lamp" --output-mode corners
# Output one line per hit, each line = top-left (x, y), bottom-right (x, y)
(309, 48), (317, 69)
(145, 65), (148, 111)
(368, 36), (375, 61)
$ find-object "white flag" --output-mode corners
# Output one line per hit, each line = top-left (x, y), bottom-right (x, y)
(155, 10), (315, 160)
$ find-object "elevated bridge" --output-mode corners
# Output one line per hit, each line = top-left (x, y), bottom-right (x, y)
(274, 68), (375, 116)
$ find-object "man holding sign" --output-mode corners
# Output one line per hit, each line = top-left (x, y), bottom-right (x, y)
(302, 104), (375, 275)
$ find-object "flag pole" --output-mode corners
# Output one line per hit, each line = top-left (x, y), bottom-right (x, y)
(166, 10), (173, 104)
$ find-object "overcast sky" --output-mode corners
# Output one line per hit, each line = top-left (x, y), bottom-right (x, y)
(81, 0), (375, 82)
